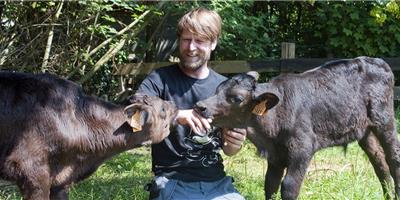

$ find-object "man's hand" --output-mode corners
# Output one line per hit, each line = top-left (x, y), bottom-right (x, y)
(175, 109), (212, 135)
(222, 128), (247, 156)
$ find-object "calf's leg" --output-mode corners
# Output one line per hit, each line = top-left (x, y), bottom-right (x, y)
(50, 186), (69, 200)
(280, 155), (312, 200)
(358, 131), (392, 200)
(265, 162), (285, 200)
(373, 122), (400, 200)
(16, 168), (51, 200)
(280, 137), (314, 200)
(8, 141), (51, 200)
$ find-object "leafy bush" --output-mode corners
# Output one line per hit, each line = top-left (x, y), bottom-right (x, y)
(1, 1), (399, 98)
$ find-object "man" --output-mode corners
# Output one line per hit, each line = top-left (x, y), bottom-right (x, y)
(137, 7), (246, 200)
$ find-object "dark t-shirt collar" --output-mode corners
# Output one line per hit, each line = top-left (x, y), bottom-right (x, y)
(176, 64), (213, 84)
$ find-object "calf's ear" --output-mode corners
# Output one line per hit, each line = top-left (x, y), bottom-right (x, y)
(251, 92), (279, 116)
(246, 71), (259, 81)
(124, 104), (149, 132)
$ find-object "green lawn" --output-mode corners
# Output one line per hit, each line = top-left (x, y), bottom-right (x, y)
(0, 142), (387, 200)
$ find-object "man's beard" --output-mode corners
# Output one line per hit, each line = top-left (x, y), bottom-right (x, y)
(179, 50), (210, 71)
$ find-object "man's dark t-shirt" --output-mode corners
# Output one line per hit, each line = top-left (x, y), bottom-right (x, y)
(137, 64), (227, 182)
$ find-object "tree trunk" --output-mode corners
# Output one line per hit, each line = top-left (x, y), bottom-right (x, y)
(41, 1), (64, 72)
(79, 38), (126, 84)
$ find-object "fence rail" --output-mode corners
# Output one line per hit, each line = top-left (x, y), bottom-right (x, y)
(115, 58), (400, 75)
(115, 57), (400, 100)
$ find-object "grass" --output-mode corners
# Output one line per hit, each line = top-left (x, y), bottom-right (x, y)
(224, 141), (383, 200)
(0, 142), (387, 200)
(2, 111), (400, 200)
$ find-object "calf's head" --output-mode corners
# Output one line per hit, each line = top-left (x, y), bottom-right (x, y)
(195, 71), (279, 128)
(124, 94), (178, 144)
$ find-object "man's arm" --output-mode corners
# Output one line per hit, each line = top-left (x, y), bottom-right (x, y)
(222, 128), (247, 156)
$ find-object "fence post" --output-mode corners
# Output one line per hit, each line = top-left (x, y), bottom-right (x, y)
(281, 42), (295, 59)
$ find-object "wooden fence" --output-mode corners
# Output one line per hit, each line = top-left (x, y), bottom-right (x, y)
(114, 57), (400, 100)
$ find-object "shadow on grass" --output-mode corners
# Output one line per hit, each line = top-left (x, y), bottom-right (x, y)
(71, 150), (153, 200)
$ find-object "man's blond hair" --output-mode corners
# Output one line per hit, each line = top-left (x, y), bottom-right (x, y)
(177, 7), (222, 42)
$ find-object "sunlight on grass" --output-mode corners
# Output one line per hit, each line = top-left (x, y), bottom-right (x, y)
(69, 147), (153, 200)
(224, 142), (383, 200)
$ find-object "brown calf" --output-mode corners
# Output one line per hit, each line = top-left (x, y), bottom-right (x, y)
(195, 57), (400, 200)
(0, 72), (177, 200)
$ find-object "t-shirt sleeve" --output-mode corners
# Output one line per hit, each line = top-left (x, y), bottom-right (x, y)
(136, 71), (163, 97)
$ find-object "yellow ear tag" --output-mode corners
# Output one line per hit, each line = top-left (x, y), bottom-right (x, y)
(130, 110), (142, 132)
(252, 100), (267, 116)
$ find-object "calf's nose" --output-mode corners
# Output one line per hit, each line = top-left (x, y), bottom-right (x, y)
(194, 102), (210, 118)
(194, 102), (207, 112)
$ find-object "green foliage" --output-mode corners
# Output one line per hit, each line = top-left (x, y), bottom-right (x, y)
(1, 1), (400, 98)
(309, 1), (400, 57)
(0, 1), (158, 98)
(211, 1), (277, 60)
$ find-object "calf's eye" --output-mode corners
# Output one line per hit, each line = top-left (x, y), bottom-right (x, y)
(229, 96), (244, 104)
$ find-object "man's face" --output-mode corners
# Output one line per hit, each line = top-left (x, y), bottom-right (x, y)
(179, 30), (217, 70)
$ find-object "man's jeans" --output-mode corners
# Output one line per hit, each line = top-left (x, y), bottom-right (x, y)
(147, 176), (245, 200)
